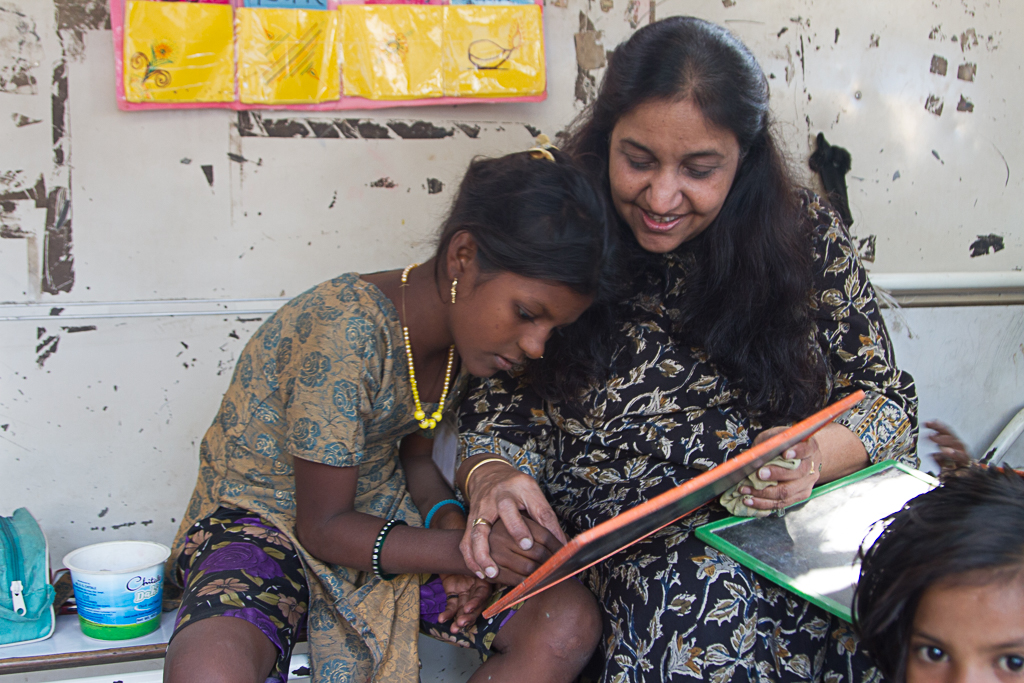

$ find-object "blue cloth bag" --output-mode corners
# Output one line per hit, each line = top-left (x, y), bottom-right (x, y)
(0, 508), (55, 646)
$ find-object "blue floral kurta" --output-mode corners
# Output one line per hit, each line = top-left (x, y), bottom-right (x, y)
(170, 273), (465, 683)
(459, 195), (918, 683)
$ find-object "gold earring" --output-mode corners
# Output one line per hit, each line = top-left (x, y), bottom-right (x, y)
(450, 278), (458, 304)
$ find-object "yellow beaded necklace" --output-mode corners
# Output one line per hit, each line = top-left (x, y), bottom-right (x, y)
(401, 263), (456, 430)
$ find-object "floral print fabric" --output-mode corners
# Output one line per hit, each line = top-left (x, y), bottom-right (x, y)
(174, 509), (310, 683)
(174, 510), (519, 682)
(169, 273), (466, 683)
(458, 195), (918, 682)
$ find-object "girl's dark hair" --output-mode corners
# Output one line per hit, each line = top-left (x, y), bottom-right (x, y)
(434, 149), (620, 403)
(564, 16), (825, 420)
(853, 466), (1024, 682)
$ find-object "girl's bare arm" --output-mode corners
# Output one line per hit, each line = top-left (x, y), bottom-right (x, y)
(399, 433), (467, 532)
(293, 455), (468, 576)
(293, 438), (551, 580)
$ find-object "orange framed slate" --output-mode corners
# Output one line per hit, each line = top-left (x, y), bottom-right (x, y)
(482, 390), (866, 618)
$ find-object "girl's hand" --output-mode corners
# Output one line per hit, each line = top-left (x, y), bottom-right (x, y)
(738, 426), (821, 512)
(458, 457), (567, 580)
(924, 420), (972, 472)
(438, 573), (493, 633)
(487, 518), (561, 585)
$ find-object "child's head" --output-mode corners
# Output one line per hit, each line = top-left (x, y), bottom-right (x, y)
(433, 148), (618, 379)
(854, 466), (1024, 682)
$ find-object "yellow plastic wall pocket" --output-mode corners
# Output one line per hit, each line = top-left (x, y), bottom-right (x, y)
(237, 7), (341, 104)
(443, 5), (545, 98)
(123, 0), (235, 103)
(341, 5), (444, 100)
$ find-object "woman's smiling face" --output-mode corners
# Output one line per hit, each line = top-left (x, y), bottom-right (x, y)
(608, 97), (742, 254)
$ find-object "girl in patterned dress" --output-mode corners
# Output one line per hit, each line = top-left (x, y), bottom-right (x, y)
(455, 16), (918, 683)
(163, 148), (619, 683)
(855, 465), (1024, 682)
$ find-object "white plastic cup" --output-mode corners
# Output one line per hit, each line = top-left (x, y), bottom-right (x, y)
(63, 540), (171, 641)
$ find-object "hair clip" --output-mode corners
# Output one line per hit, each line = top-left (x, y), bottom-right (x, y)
(527, 133), (558, 162)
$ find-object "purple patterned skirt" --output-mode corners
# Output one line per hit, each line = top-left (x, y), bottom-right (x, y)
(172, 508), (520, 682)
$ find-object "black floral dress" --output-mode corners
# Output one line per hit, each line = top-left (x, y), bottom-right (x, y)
(458, 195), (918, 683)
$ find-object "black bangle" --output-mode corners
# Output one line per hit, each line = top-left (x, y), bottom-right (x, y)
(371, 519), (407, 580)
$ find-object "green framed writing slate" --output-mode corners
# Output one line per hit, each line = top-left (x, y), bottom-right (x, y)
(695, 461), (938, 623)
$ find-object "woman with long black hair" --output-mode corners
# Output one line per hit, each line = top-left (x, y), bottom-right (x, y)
(455, 16), (918, 682)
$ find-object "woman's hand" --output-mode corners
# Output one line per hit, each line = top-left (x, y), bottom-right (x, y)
(457, 455), (567, 580)
(438, 573), (493, 634)
(486, 518), (561, 585)
(739, 422), (869, 512)
(738, 426), (821, 512)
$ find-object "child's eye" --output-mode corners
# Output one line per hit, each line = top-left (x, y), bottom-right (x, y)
(517, 307), (535, 322)
(999, 654), (1024, 673)
(916, 645), (948, 663)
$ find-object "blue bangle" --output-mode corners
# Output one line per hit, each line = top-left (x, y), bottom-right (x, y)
(424, 499), (466, 529)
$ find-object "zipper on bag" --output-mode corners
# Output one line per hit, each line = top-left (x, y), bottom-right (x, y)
(0, 517), (27, 615)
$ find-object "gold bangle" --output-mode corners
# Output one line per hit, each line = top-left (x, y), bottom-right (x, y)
(462, 457), (514, 501)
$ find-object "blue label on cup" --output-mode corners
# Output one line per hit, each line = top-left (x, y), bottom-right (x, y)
(71, 567), (164, 626)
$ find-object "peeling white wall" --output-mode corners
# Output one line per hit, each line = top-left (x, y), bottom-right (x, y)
(0, 0), (1022, 565)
